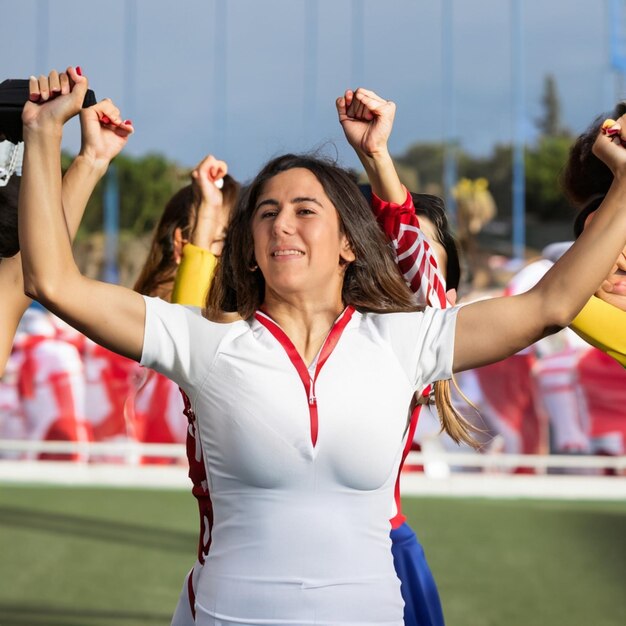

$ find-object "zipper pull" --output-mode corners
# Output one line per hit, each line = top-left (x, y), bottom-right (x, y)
(308, 383), (316, 405)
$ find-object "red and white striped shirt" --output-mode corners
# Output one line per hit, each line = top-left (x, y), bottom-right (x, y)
(371, 189), (448, 309)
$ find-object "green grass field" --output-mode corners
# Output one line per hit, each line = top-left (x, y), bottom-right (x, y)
(0, 485), (624, 626)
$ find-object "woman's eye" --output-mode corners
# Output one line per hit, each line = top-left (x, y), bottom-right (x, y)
(261, 210), (278, 219)
(297, 207), (315, 215)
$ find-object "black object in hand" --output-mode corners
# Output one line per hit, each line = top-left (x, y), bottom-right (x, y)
(0, 79), (97, 143)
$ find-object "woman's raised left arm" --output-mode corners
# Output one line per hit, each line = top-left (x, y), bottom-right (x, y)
(454, 117), (626, 371)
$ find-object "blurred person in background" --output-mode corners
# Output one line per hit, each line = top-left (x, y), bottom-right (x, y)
(561, 104), (626, 366)
(128, 154), (241, 625)
(530, 106), (626, 461)
(458, 104), (626, 464)
(8, 302), (88, 461)
(454, 259), (554, 466)
(129, 154), (240, 464)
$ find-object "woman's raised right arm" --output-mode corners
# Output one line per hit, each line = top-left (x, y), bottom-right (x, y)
(19, 67), (145, 361)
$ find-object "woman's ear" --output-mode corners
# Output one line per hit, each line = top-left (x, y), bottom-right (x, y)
(339, 236), (356, 265)
(584, 212), (596, 229)
(173, 227), (186, 265)
(446, 288), (457, 306)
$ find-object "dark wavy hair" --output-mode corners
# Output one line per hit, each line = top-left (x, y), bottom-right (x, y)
(134, 174), (240, 299)
(561, 101), (626, 208)
(206, 153), (417, 319)
(0, 175), (20, 258)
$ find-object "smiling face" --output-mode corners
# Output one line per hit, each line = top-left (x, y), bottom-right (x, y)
(251, 167), (355, 304)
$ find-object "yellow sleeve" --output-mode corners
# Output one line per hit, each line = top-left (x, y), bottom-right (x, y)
(171, 243), (218, 307)
(570, 296), (626, 368)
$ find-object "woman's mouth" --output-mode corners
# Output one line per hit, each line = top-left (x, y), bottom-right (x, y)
(272, 249), (305, 257)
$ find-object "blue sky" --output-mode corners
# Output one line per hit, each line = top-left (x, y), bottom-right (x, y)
(1, 0), (620, 181)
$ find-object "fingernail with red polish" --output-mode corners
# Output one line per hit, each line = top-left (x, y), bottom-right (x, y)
(101, 115), (111, 124)
(76, 66), (82, 76)
(124, 120), (133, 126)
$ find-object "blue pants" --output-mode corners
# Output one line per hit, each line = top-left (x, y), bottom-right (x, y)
(390, 522), (445, 626)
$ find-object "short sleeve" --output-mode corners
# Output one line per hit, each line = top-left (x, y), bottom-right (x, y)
(140, 295), (214, 396)
(375, 307), (459, 390)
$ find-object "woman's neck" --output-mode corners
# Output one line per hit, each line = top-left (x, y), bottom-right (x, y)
(261, 291), (347, 366)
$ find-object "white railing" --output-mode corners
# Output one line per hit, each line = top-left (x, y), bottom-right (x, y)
(2, 439), (624, 469)
(0, 438), (187, 460)
(406, 451), (626, 471)
(0, 440), (624, 501)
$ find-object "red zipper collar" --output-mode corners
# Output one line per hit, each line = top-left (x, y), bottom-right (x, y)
(254, 306), (355, 447)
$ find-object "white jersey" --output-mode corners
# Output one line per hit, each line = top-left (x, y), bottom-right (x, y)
(141, 296), (457, 625)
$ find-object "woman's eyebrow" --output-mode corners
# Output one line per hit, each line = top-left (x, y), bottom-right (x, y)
(255, 196), (323, 212)
(254, 198), (279, 212)
(292, 196), (323, 207)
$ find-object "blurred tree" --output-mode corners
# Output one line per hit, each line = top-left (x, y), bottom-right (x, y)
(395, 142), (512, 218)
(396, 143), (444, 192)
(525, 74), (574, 220)
(62, 151), (186, 238)
(536, 74), (565, 138)
(525, 135), (574, 220)
(116, 154), (185, 233)
(394, 74), (573, 219)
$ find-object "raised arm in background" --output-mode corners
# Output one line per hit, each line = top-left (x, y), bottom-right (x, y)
(0, 70), (133, 374)
(336, 87), (405, 204)
(171, 155), (230, 306)
(19, 67), (145, 361)
(336, 88), (447, 308)
(339, 88), (626, 373)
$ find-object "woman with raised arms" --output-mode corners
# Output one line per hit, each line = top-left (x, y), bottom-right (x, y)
(19, 68), (626, 625)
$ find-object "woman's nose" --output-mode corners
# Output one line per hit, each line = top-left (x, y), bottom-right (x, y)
(272, 210), (295, 235)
